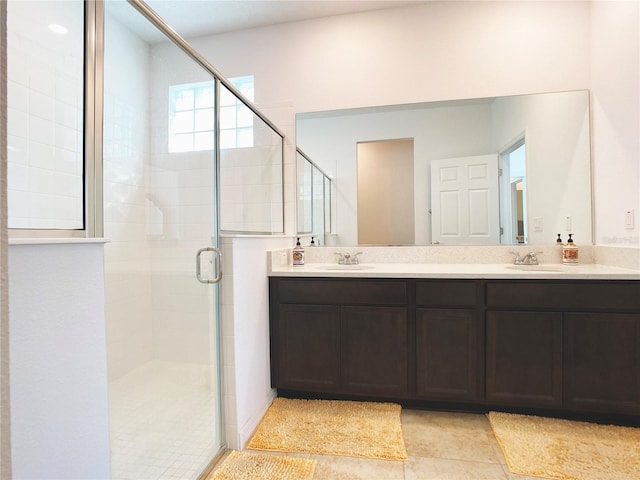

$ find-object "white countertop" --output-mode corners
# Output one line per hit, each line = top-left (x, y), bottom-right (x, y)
(268, 263), (640, 280)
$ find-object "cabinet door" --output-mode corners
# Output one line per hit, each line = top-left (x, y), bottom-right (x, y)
(416, 309), (481, 402)
(564, 313), (640, 414)
(277, 304), (340, 392)
(341, 306), (408, 397)
(486, 311), (562, 407)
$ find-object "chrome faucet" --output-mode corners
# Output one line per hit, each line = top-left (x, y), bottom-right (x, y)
(334, 251), (363, 265)
(512, 251), (542, 265)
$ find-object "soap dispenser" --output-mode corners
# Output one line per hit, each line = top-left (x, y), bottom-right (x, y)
(562, 234), (579, 264)
(292, 237), (305, 266)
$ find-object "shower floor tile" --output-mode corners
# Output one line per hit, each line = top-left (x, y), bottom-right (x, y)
(109, 360), (221, 480)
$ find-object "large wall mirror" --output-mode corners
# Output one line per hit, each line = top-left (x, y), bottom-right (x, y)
(296, 90), (592, 246)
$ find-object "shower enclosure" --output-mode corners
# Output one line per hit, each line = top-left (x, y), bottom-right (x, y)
(5, 0), (284, 476)
(102, 2), (283, 478)
(103, 3), (224, 478)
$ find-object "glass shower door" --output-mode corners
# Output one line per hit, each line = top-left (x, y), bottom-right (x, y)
(103, 3), (224, 479)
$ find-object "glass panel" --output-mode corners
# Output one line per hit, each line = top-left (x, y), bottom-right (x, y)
(6, 0), (85, 229)
(324, 176), (332, 239)
(174, 89), (194, 111)
(232, 76), (255, 100)
(219, 82), (283, 233)
(219, 105), (236, 129)
(237, 104), (253, 128)
(219, 87), (236, 106)
(219, 130), (236, 149)
(194, 108), (214, 131)
(168, 82), (217, 153)
(171, 133), (194, 153)
(104, 3), (223, 479)
(236, 128), (253, 148)
(296, 153), (312, 234)
(173, 110), (194, 133)
(195, 86), (214, 108)
(312, 165), (325, 241)
(296, 150), (333, 243)
(195, 131), (215, 151)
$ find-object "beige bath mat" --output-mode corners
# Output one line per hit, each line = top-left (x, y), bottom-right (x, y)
(247, 397), (408, 461)
(210, 450), (316, 480)
(488, 411), (640, 480)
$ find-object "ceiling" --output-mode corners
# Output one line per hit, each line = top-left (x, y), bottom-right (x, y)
(110, 0), (427, 43)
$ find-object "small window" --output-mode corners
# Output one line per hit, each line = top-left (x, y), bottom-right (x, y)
(168, 76), (254, 153)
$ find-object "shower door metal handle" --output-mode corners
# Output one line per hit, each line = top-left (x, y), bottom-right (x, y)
(196, 247), (222, 284)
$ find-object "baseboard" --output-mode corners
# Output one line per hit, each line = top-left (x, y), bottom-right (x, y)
(237, 389), (277, 449)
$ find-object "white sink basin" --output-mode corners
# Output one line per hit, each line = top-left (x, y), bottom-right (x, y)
(318, 265), (375, 271)
(505, 265), (566, 273)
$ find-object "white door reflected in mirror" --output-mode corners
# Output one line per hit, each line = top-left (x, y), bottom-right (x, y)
(430, 155), (500, 245)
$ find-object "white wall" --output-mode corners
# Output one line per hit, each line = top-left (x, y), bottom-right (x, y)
(190, 0), (638, 247)
(220, 236), (290, 450)
(492, 90), (592, 244)
(590, 0), (640, 246)
(191, 1), (590, 112)
(8, 242), (110, 479)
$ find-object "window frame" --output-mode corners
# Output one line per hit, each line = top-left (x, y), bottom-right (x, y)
(7, 0), (101, 239)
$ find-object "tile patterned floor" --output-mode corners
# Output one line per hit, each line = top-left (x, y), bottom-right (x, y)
(219, 409), (548, 480)
(109, 361), (221, 480)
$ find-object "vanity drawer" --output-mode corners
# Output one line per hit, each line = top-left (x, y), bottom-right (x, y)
(486, 281), (640, 311)
(278, 278), (407, 306)
(416, 280), (477, 307)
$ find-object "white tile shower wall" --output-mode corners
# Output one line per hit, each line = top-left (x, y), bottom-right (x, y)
(220, 145), (283, 233)
(103, 13), (154, 381)
(6, 1), (84, 229)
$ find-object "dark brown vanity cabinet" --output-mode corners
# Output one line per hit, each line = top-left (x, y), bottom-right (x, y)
(270, 276), (640, 418)
(564, 312), (640, 414)
(486, 281), (640, 415)
(341, 306), (408, 396)
(486, 311), (563, 407)
(270, 278), (409, 398)
(277, 304), (340, 392)
(415, 281), (483, 402)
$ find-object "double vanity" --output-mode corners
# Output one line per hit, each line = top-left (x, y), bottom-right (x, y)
(268, 246), (640, 424)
